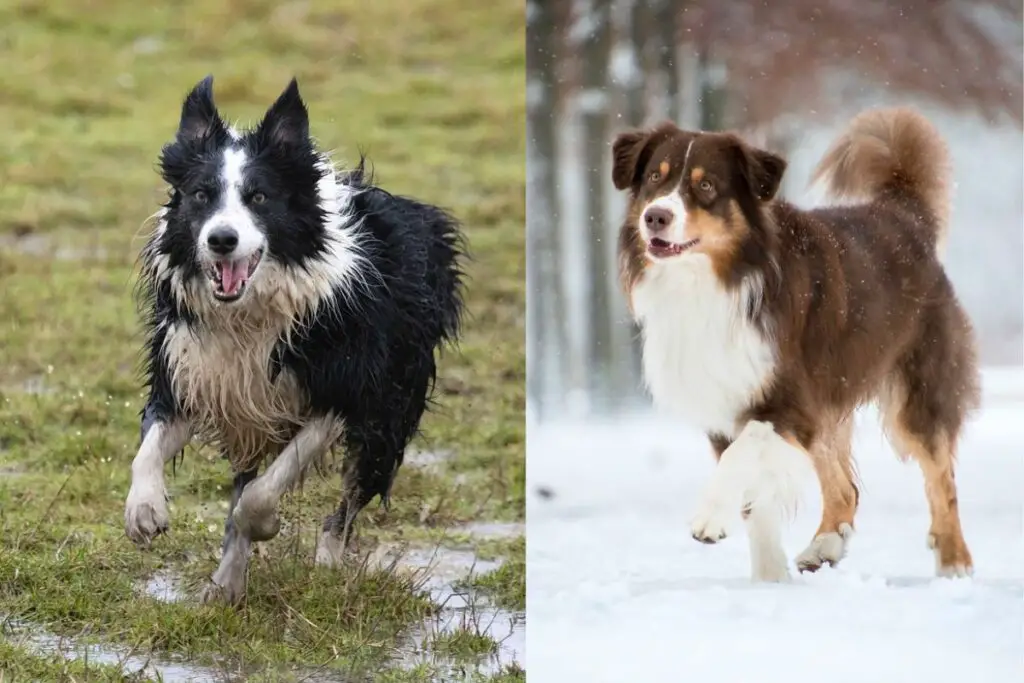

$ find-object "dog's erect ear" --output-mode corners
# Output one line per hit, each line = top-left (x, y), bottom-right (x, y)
(258, 78), (310, 148)
(177, 75), (225, 141)
(735, 141), (787, 201)
(611, 129), (652, 191)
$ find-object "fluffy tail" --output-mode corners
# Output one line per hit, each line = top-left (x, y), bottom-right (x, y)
(811, 107), (951, 256)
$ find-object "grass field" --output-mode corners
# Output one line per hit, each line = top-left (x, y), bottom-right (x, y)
(0, 0), (524, 680)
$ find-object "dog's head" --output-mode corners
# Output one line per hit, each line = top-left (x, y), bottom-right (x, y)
(612, 121), (786, 279)
(151, 75), (335, 309)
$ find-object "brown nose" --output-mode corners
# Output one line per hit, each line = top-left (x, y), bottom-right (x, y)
(643, 206), (673, 232)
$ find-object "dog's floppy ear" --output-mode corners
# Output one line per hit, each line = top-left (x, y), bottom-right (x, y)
(611, 129), (653, 191)
(177, 75), (225, 141)
(734, 140), (787, 201)
(258, 78), (310, 148)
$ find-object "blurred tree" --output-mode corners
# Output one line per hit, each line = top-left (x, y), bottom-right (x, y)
(526, 0), (567, 414)
(654, 0), (680, 123)
(577, 0), (615, 407)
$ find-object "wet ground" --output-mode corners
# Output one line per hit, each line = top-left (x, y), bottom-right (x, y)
(9, 530), (524, 682)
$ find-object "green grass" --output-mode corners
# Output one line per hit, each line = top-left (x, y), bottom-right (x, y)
(0, 0), (524, 679)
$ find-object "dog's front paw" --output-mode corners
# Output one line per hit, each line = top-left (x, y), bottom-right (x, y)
(201, 545), (249, 607)
(795, 523), (853, 573)
(690, 498), (732, 544)
(200, 577), (246, 607)
(124, 483), (170, 547)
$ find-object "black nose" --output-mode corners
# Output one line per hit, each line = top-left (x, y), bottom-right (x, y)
(643, 206), (673, 232)
(206, 226), (239, 256)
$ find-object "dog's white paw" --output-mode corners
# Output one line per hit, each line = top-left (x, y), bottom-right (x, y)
(690, 497), (733, 544)
(751, 553), (791, 582)
(745, 506), (791, 583)
(795, 523), (853, 573)
(124, 482), (170, 547)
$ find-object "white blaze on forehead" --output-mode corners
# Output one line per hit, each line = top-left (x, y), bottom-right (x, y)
(637, 139), (695, 245)
(197, 147), (265, 260)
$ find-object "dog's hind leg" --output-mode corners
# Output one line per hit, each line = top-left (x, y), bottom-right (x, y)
(315, 426), (404, 568)
(879, 306), (978, 578)
(202, 417), (341, 605)
(124, 417), (191, 547)
(316, 419), (409, 568)
(795, 417), (859, 572)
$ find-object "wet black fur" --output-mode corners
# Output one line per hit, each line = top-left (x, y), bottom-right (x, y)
(137, 75), (466, 543)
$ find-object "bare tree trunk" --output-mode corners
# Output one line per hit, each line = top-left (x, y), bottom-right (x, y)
(624, 0), (647, 126)
(527, 0), (566, 419)
(609, 0), (646, 407)
(698, 46), (728, 130)
(577, 0), (614, 411)
(655, 0), (679, 122)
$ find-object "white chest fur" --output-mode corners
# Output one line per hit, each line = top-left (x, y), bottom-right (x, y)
(631, 257), (777, 438)
(163, 318), (306, 466)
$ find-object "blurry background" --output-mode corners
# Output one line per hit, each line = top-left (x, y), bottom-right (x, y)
(527, 0), (1024, 422)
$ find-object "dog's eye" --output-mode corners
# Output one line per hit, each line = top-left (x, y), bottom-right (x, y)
(699, 180), (713, 192)
(250, 192), (267, 205)
(649, 172), (661, 182)
(193, 190), (209, 204)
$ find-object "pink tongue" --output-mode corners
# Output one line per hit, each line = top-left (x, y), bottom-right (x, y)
(218, 260), (249, 295)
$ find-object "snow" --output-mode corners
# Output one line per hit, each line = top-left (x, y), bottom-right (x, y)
(526, 368), (1024, 682)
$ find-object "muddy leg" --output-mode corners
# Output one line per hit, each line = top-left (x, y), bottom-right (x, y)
(202, 417), (341, 605)
(124, 419), (191, 547)
(316, 422), (404, 568)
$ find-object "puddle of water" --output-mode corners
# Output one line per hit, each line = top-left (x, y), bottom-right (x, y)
(54, 542), (524, 680)
(455, 521), (525, 539)
(402, 604), (525, 677)
(138, 569), (187, 603)
(5, 619), (227, 682)
(370, 543), (525, 675)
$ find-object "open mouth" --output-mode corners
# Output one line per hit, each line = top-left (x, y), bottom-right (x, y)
(208, 248), (264, 302)
(647, 237), (699, 259)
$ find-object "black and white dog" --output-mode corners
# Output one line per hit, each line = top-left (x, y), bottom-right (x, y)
(124, 76), (465, 605)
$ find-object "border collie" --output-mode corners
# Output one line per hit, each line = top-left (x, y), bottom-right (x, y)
(124, 76), (465, 605)
(612, 108), (979, 582)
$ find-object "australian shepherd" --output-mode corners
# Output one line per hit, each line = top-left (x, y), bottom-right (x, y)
(612, 108), (979, 582)
(124, 76), (465, 605)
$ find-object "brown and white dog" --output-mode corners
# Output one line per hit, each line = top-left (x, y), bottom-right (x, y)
(612, 108), (980, 582)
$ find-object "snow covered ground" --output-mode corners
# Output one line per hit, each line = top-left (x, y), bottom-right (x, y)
(526, 368), (1024, 683)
